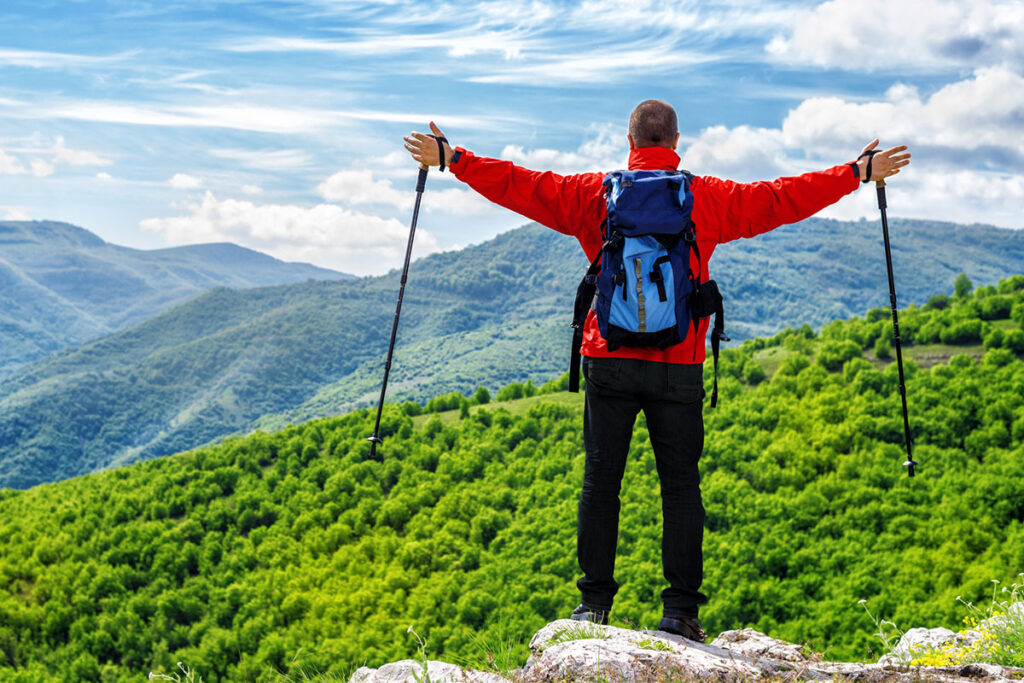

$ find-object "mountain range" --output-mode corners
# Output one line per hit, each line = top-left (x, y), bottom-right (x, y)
(0, 221), (352, 379)
(1, 216), (1023, 489)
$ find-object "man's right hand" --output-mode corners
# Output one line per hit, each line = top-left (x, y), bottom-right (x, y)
(857, 139), (911, 182)
(404, 122), (454, 168)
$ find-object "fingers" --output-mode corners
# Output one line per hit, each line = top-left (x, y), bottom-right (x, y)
(861, 138), (879, 155)
(429, 121), (445, 138)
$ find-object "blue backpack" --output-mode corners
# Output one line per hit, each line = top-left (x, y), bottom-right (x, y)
(569, 169), (728, 404)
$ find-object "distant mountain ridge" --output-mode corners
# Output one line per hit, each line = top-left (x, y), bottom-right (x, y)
(0, 220), (353, 378)
(1, 216), (1022, 489)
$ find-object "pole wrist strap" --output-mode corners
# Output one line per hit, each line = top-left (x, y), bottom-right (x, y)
(434, 136), (448, 172)
(858, 149), (878, 184)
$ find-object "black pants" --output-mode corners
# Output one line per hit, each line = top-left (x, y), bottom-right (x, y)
(577, 356), (707, 618)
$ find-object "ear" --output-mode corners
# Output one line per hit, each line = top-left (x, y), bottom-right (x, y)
(672, 132), (680, 150)
(627, 134), (636, 150)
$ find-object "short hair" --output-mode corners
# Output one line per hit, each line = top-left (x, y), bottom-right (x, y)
(628, 100), (678, 148)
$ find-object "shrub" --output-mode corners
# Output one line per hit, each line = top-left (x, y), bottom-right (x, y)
(874, 335), (892, 359)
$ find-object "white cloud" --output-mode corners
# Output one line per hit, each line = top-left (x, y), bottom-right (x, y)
(681, 125), (791, 182)
(780, 67), (1024, 161)
(241, 184), (263, 196)
(767, 0), (1024, 71)
(30, 159), (54, 177)
(51, 136), (112, 166)
(3, 208), (29, 220)
(1, 136), (111, 177)
(500, 125), (626, 174)
(97, 172), (113, 181)
(139, 192), (442, 276)
(674, 68), (1024, 231)
(317, 168), (495, 215)
(169, 173), (202, 189)
(318, 169), (408, 207)
(0, 150), (25, 175)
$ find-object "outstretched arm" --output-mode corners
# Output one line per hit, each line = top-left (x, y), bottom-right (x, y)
(403, 122), (606, 243)
(698, 140), (911, 244)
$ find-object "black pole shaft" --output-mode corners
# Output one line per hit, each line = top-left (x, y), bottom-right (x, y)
(876, 181), (917, 477)
(368, 166), (428, 458)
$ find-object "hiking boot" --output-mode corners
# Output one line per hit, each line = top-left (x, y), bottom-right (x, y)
(569, 603), (609, 625)
(657, 616), (706, 642)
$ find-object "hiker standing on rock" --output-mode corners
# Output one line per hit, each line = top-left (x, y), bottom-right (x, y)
(404, 100), (910, 641)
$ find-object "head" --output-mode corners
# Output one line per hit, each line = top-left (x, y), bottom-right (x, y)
(628, 99), (680, 150)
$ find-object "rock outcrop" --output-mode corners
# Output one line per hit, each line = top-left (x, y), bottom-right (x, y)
(350, 620), (1024, 682)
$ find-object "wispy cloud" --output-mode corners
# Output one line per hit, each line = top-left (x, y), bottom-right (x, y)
(33, 99), (497, 134)
(0, 47), (135, 69)
(210, 148), (315, 170)
(226, 29), (541, 60)
(467, 43), (720, 86)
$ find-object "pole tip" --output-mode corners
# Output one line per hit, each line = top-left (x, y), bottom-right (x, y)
(904, 458), (917, 477)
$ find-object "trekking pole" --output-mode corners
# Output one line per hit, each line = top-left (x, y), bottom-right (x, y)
(875, 177), (917, 477)
(367, 164), (429, 459)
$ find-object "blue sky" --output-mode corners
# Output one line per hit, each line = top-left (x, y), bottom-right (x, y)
(1, 0), (1021, 276)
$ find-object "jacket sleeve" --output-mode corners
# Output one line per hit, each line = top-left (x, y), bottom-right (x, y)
(693, 164), (860, 244)
(449, 148), (606, 241)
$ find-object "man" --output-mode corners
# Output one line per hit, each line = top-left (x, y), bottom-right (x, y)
(403, 100), (910, 641)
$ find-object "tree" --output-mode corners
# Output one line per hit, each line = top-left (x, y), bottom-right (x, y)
(473, 386), (491, 405)
(954, 273), (973, 298)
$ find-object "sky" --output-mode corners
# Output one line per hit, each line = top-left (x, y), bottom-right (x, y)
(0, 0), (1021, 276)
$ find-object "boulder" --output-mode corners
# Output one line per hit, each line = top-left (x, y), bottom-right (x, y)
(350, 658), (510, 683)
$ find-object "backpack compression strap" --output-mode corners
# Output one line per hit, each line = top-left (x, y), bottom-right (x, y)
(708, 284), (729, 407)
(569, 245), (608, 393)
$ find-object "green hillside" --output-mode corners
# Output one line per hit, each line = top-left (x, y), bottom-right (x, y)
(0, 220), (351, 379)
(1, 277), (1022, 682)
(2, 218), (1024, 490)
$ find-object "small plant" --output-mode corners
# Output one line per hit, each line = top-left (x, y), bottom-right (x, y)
(455, 628), (526, 677)
(858, 599), (905, 658)
(408, 625), (433, 683)
(633, 637), (674, 652)
(543, 622), (613, 650)
(149, 662), (203, 682)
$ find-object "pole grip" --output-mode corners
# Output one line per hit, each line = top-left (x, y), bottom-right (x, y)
(416, 166), (428, 193)
(875, 180), (887, 210)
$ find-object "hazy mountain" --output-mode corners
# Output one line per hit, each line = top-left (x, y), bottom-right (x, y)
(1, 217), (1022, 489)
(0, 220), (353, 378)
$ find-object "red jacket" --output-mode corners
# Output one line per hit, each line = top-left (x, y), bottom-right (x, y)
(449, 145), (860, 364)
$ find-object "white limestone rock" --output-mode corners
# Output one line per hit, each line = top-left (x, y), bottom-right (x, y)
(877, 626), (981, 666)
(711, 628), (809, 663)
(349, 659), (510, 683)
(523, 619), (762, 681)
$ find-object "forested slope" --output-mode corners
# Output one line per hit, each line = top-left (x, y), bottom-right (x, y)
(3, 218), (1024, 490)
(1, 277), (1022, 682)
(0, 220), (350, 379)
